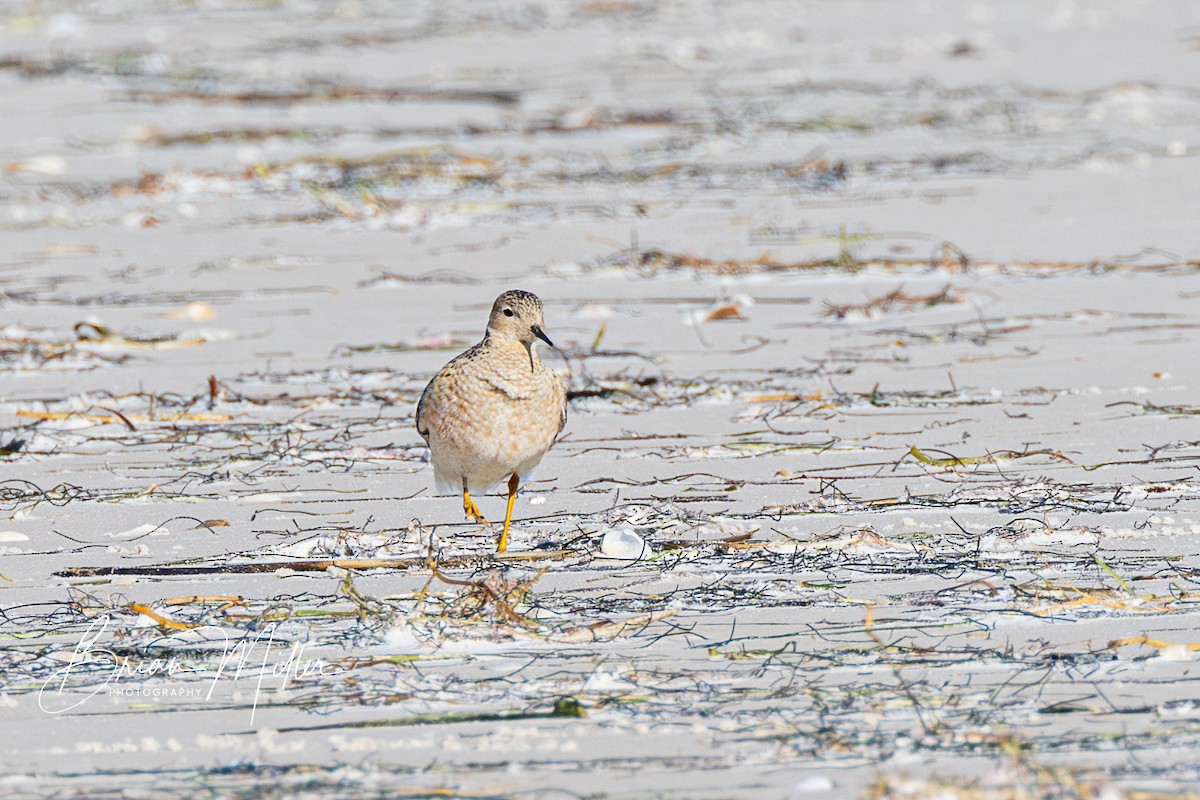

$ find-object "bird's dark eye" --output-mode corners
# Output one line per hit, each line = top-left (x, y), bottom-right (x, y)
(502, 308), (514, 317)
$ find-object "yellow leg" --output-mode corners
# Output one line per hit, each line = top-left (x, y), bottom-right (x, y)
(462, 484), (487, 525)
(498, 473), (518, 553)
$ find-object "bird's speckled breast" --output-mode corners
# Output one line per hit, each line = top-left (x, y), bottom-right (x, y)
(417, 337), (566, 491)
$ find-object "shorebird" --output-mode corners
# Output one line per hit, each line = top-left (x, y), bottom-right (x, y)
(415, 290), (567, 552)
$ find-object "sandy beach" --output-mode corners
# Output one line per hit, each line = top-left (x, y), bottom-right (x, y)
(4, 1), (1200, 796)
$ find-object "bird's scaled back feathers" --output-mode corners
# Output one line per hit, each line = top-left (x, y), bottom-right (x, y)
(415, 290), (567, 494)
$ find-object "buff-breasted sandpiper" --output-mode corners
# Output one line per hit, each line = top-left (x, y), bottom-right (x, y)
(415, 290), (568, 552)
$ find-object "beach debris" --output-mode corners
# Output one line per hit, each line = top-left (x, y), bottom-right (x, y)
(822, 284), (963, 320)
(599, 528), (653, 559)
(684, 294), (755, 326)
(337, 333), (472, 354)
(550, 610), (677, 643)
(16, 409), (231, 426)
(163, 301), (216, 321)
(7, 12), (1200, 795)
(4, 154), (67, 175)
(73, 321), (233, 350)
(577, 244), (1200, 277)
(906, 444), (1072, 469)
(129, 602), (193, 631)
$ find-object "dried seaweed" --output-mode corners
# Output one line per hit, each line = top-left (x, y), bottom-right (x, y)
(823, 284), (964, 319)
(576, 244), (1200, 278)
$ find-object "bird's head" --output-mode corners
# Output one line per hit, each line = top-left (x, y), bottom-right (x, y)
(487, 289), (554, 348)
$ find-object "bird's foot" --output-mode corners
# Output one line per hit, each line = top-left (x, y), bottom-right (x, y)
(463, 494), (488, 525)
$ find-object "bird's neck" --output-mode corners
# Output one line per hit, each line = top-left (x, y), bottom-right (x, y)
(483, 332), (541, 370)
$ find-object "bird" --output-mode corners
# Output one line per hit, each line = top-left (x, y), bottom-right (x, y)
(415, 290), (567, 552)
